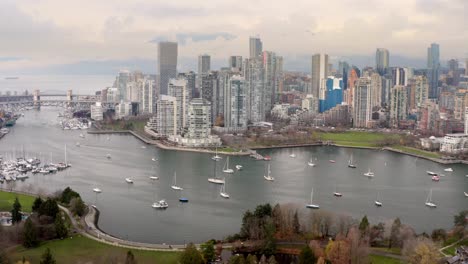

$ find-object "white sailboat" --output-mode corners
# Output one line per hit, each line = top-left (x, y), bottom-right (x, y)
(333, 184), (342, 197)
(348, 155), (357, 168)
(171, 171), (183, 190)
(211, 148), (222, 161)
(149, 167), (159, 180)
(425, 189), (437, 208)
(263, 164), (274, 181)
(208, 161), (225, 184)
(289, 153), (296, 158)
(235, 165), (243, 170)
(306, 188), (320, 209)
(151, 157), (157, 162)
(307, 157), (316, 167)
(220, 180), (230, 198)
(125, 178), (133, 184)
(364, 168), (375, 177)
(374, 192), (382, 207)
(93, 187), (102, 193)
(222, 157), (234, 174)
(464, 192), (468, 197)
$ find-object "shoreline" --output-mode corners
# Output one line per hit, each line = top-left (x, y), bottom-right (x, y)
(87, 129), (467, 165)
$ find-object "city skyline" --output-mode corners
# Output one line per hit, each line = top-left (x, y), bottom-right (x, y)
(0, 0), (467, 74)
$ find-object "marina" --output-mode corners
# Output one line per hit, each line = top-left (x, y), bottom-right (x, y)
(0, 107), (467, 244)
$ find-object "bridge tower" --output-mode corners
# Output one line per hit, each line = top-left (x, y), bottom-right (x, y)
(33, 90), (40, 109)
(66, 89), (73, 107)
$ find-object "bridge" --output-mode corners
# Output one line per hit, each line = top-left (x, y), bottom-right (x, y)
(0, 90), (116, 111)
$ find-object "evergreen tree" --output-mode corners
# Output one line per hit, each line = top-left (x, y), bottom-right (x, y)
(293, 210), (301, 234)
(267, 255), (278, 264)
(39, 248), (56, 264)
(359, 215), (370, 234)
(69, 197), (86, 217)
(23, 218), (39, 248)
(454, 210), (467, 228)
(200, 240), (216, 263)
(54, 213), (68, 239)
(125, 250), (137, 264)
(60, 187), (80, 205)
(389, 218), (402, 248)
(32, 197), (43, 212)
(229, 255), (245, 264)
(39, 199), (59, 219)
(179, 243), (204, 264)
(246, 254), (257, 264)
(298, 246), (316, 264)
(11, 197), (22, 224)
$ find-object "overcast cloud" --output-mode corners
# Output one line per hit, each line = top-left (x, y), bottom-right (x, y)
(0, 0), (467, 73)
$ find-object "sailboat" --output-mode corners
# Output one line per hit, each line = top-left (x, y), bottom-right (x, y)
(149, 167), (159, 180)
(220, 179), (230, 198)
(425, 189), (437, 208)
(464, 192), (468, 197)
(222, 157), (234, 174)
(125, 178), (133, 184)
(151, 157), (157, 162)
(307, 157), (316, 167)
(235, 165), (243, 170)
(306, 188), (320, 209)
(333, 184), (343, 197)
(211, 148), (222, 161)
(364, 168), (375, 177)
(208, 161), (225, 184)
(289, 153), (296, 158)
(171, 171), (183, 190)
(374, 192), (382, 207)
(444, 168), (453, 172)
(263, 164), (274, 181)
(93, 187), (102, 193)
(348, 155), (357, 168)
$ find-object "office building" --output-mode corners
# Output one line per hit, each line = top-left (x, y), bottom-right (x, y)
(249, 36), (263, 59)
(224, 75), (247, 128)
(319, 77), (343, 113)
(117, 70), (129, 101)
(141, 79), (155, 114)
(198, 54), (211, 75)
(106, 87), (120, 103)
(229, 56), (243, 72)
(311, 54), (329, 100)
(200, 71), (220, 124)
(448, 59), (460, 86)
(376, 48), (389, 76)
(427, 43), (440, 99)
(353, 78), (372, 128)
(392, 67), (406, 86)
(168, 78), (189, 133)
(90, 102), (103, 121)
(178, 71), (196, 99)
(157, 42), (178, 97)
(302, 95), (319, 115)
(263, 51), (277, 112)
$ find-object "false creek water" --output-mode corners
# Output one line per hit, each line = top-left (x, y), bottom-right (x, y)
(1, 108), (467, 244)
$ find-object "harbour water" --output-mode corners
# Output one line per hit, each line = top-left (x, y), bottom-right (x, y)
(1, 108), (467, 244)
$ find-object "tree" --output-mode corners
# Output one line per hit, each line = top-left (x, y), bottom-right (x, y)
(125, 250), (137, 264)
(246, 254), (257, 264)
(69, 197), (86, 217)
(293, 210), (301, 234)
(261, 221), (277, 255)
(259, 255), (267, 264)
(60, 187), (81, 205)
(267, 255), (278, 264)
(358, 215), (369, 235)
(229, 255), (245, 264)
(200, 240), (216, 263)
(32, 197), (43, 212)
(179, 243), (203, 264)
(369, 223), (385, 247)
(254, 204), (272, 218)
(0, 250), (10, 264)
(22, 218), (39, 248)
(39, 248), (56, 264)
(389, 218), (401, 248)
(54, 213), (68, 239)
(326, 240), (351, 264)
(39, 199), (59, 220)
(11, 197), (22, 224)
(431, 229), (447, 242)
(454, 210), (467, 228)
(298, 246), (316, 264)
(404, 238), (439, 264)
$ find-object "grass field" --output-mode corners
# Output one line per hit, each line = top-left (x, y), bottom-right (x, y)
(0, 190), (35, 213)
(99, 119), (147, 133)
(391, 145), (441, 159)
(9, 235), (181, 264)
(442, 238), (468, 256)
(369, 254), (403, 263)
(318, 131), (400, 147)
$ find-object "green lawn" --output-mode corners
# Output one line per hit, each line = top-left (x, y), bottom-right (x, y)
(0, 190), (35, 213)
(369, 254), (403, 264)
(9, 235), (181, 264)
(442, 238), (468, 256)
(99, 119), (148, 133)
(391, 145), (441, 159)
(319, 131), (400, 148)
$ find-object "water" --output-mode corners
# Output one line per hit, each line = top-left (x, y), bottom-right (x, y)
(1, 108), (467, 244)
(0, 75), (114, 95)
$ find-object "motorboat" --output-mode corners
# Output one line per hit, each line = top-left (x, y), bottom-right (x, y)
(151, 158), (157, 162)
(141, 146), (146, 149)
(263, 155), (271, 161)
(464, 192), (468, 197)
(329, 160), (336, 163)
(125, 178), (134, 184)
(306, 188), (320, 209)
(289, 153), (296, 158)
(235, 165), (243, 170)
(93, 188), (102, 193)
(364, 169), (375, 177)
(426, 171), (437, 176)
(431, 176), (440, 182)
(149, 176), (159, 180)
(79, 133), (84, 138)
(444, 168), (453, 172)
(179, 197), (189, 203)
(152, 200), (168, 209)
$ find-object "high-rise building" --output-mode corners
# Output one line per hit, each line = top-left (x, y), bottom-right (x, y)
(390, 85), (408, 127)
(141, 79), (155, 114)
(448, 59), (460, 86)
(90, 102), (103, 121)
(245, 58), (265, 123)
(427, 43), (440, 99)
(392, 67), (406, 86)
(263, 51), (278, 113)
(155, 95), (178, 137)
(338, 61), (350, 89)
(414, 76), (428, 108)
(376, 48), (389, 76)
(106, 87), (120, 103)
(302, 95), (319, 114)
(319, 77), (343, 113)
(168, 78), (188, 133)
(249, 36), (263, 59)
(117, 70), (130, 101)
(186, 98), (212, 139)
(465, 107), (468, 135)
(229, 56), (243, 72)
(275, 56), (284, 98)
(224, 75), (247, 128)
(200, 71), (220, 124)
(311, 54), (329, 100)
(157, 42), (178, 97)
(178, 71), (197, 99)
(198, 54), (211, 75)
(353, 78), (372, 128)
(370, 73), (382, 109)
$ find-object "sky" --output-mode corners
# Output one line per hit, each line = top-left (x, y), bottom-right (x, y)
(0, 0), (467, 74)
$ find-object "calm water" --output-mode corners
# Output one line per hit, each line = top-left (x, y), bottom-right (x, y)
(1, 108), (467, 244)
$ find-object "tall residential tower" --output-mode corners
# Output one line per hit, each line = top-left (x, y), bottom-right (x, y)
(157, 42), (178, 97)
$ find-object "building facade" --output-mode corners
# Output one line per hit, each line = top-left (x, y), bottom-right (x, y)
(157, 42), (178, 97)
(224, 75), (247, 128)
(168, 78), (189, 133)
(249, 37), (263, 59)
(311, 54), (329, 100)
(353, 78), (372, 128)
(376, 48), (389, 76)
(427, 43), (440, 99)
(390, 85), (408, 128)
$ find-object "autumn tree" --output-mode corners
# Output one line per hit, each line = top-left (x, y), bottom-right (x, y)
(200, 240), (215, 263)
(245, 254), (257, 264)
(431, 229), (447, 242)
(293, 210), (301, 234)
(347, 227), (369, 264)
(369, 222), (385, 247)
(179, 243), (203, 264)
(298, 246), (316, 264)
(404, 238), (440, 264)
(326, 240), (351, 264)
(267, 255), (278, 264)
(229, 255), (245, 264)
(11, 197), (22, 224)
(389, 218), (401, 248)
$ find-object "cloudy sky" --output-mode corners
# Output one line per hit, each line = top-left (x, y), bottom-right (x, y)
(0, 0), (467, 74)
